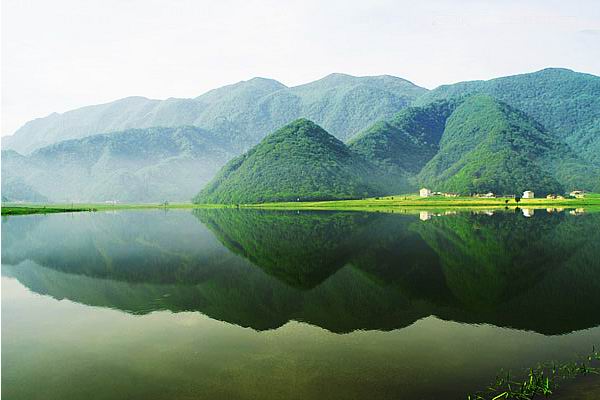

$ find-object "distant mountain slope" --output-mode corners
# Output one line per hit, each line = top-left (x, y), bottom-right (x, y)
(348, 99), (461, 177)
(194, 119), (389, 204)
(415, 68), (600, 164)
(417, 95), (598, 195)
(1, 126), (234, 202)
(3, 74), (427, 154)
(1, 177), (49, 203)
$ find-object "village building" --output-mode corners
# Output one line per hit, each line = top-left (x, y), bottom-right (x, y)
(419, 188), (432, 198)
(419, 211), (432, 221)
(546, 194), (564, 200)
(523, 190), (534, 199)
(570, 190), (585, 198)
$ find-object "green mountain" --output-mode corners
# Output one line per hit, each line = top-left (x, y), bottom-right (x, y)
(348, 99), (460, 178)
(2, 74), (426, 154)
(349, 93), (598, 195)
(416, 68), (600, 164)
(417, 95), (598, 195)
(194, 119), (388, 204)
(3, 68), (598, 201)
(1, 126), (235, 202)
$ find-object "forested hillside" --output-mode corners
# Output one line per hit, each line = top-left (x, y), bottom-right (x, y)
(418, 96), (566, 195)
(2, 126), (234, 202)
(415, 68), (600, 164)
(348, 99), (461, 176)
(349, 95), (599, 196)
(194, 119), (389, 203)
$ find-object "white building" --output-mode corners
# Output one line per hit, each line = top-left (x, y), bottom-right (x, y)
(523, 190), (534, 199)
(570, 190), (585, 198)
(419, 188), (432, 198)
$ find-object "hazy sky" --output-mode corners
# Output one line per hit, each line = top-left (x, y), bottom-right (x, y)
(2, 0), (599, 136)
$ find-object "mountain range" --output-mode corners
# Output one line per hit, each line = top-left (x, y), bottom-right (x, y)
(3, 74), (425, 154)
(415, 68), (600, 164)
(197, 94), (599, 202)
(2, 68), (599, 202)
(3, 126), (234, 202)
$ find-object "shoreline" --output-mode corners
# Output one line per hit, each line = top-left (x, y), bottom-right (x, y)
(469, 347), (600, 400)
(2, 195), (599, 216)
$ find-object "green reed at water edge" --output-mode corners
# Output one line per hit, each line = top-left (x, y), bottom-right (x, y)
(1, 206), (98, 216)
(468, 347), (600, 400)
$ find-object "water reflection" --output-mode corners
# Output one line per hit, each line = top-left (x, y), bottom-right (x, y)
(2, 209), (599, 335)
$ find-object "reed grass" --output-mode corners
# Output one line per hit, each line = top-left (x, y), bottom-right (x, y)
(468, 347), (600, 399)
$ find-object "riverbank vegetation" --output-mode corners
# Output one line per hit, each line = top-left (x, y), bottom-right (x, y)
(3, 194), (600, 216)
(248, 193), (600, 211)
(468, 347), (600, 399)
(1, 206), (98, 216)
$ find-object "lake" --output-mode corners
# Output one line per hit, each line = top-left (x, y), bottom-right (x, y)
(2, 208), (600, 399)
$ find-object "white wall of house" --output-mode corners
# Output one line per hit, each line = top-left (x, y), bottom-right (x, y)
(523, 191), (534, 199)
(420, 188), (431, 197)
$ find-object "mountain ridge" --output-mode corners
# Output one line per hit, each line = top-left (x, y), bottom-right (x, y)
(3, 73), (427, 154)
(2, 126), (235, 202)
(2, 68), (599, 202)
(415, 67), (600, 164)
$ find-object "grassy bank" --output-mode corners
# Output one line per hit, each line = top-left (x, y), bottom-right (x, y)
(246, 194), (600, 211)
(2, 194), (600, 216)
(1, 206), (98, 216)
(468, 347), (600, 400)
(0, 202), (227, 216)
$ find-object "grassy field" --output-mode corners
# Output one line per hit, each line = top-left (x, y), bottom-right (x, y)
(1, 206), (99, 216)
(0, 202), (228, 216)
(247, 193), (600, 211)
(2, 194), (600, 216)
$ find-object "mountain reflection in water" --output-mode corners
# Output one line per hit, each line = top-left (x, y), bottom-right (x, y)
(2, 208), (599, 335)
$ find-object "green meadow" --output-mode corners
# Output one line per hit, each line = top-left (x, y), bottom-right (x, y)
(3, 193), (600, 216)
(242, 193), (600, 212)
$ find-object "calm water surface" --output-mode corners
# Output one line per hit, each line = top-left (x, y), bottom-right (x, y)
(2, 208), (600, 399)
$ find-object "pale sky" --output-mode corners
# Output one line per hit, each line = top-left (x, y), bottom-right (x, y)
(2, 0), (599, 136)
